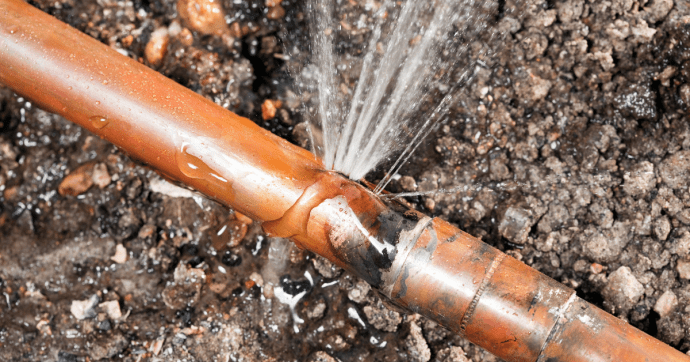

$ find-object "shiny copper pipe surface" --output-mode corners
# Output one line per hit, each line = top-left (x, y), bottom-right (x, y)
(1, 1), (687, 361)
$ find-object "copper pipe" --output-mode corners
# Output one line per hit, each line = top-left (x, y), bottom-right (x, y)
(0, 1), (687, 361)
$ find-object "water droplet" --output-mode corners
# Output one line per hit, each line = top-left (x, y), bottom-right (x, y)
(89, 116), (109, 129)
(176, 143), (220, 180)
(102, 80), (109, 85)
(67, 86), (72, 90)
(95, 101), (100, 105)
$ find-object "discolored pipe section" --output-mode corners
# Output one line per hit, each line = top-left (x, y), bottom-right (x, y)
(1, 1), (688, 361)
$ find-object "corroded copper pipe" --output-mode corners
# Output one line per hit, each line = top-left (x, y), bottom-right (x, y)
(1, 1), (687, 361)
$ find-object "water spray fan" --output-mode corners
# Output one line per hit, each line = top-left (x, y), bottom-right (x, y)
(0, 0), (688, 361)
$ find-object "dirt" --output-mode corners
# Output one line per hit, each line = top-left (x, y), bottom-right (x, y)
(1, 0), (690, 361)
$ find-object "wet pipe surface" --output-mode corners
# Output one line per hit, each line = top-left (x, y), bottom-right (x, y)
(0, 0), (688, 361)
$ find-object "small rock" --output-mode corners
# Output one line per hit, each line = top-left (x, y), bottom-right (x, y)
(99, 300), (122, 320)
(680, 84), (690, 106)
(111, 244), (128, 264)
(405, 321), (431, 362)
(347, 279), (371, 304)
(602, 266), (644, 313)
(177, 0), (226, 36)
(517, 72), (552, 106)
(261, 99), (282, 120)
(652, 216), (671, 241)
(399, 176), (417, 192)
(672, 231), (690, 257)
(653, 290), (678, 318)
(162, 263), (206, 309)
(58, 163), (94, 196)
(623, 161), (655, 197)
(643, 0), (673, 23)
(91, 163), (111, 189)
(498, 207), (535, 245)
(363, 300), (402, 332)
(557, 0), (584, 24)
(90, 333), (128, 360)
(631, 20), (657, 43)
(266, 5), (286, 20)
(70, 295), (99, 320)
(145, 27), (170, 67)
(659, 151), (690, 189)
(435, 346), (470, 362)
(305, 298), (327, 320)
(311, 256), (343, 278)
(676, 259), (690, 280)
(308, 351), (339, 362)
(582, 222), (632, 263)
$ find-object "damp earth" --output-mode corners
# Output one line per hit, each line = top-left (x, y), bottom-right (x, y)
(2, 0), (690, 361)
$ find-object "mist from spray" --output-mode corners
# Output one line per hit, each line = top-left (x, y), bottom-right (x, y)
(301, 0), (500, 192)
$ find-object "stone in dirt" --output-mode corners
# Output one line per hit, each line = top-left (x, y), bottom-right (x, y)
(110, 244), (128, 264)
(677, 259), (690, 280)
(602, 266), (644, 313)
(89, 333), (129, 360)
(498, 206), (535, 245)
(70, 295), (99, 320)
(581, 222), (632, 263)
(58, 163), (94, 196)
(658, 150), (690, 190)
(177, 0), (227, 36)
(623, 161), (655, 197)
(308, 351), (340, 362)
(91, 162), (111, 189)
(363, 300), (402, 332)
(654, 290), (678, 318)
(435, 346), (470, 362)
(99, 300), (122, 320)
(405, 321), (431, 362)
(162, 263), (206, 310)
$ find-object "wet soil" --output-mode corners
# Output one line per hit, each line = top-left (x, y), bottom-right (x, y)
(1, 0), (690, 361)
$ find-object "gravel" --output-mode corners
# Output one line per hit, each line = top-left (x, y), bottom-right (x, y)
(1, 0), (690, 360)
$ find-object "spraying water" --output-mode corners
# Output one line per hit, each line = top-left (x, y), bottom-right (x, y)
(298, 0), (501, 191)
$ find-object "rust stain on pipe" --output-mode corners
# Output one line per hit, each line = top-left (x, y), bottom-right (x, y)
(1, 1), (688, 361)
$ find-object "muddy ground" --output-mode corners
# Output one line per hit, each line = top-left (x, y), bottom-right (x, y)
(2, 0), (690, 361)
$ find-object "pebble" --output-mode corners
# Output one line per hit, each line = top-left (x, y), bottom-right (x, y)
(162, 263), (206, 309)
(347, 279), (370, 304)
(623, 161), (655, 197)
(266, 5), (286, 20)
(145, 27), (170, 67)
(659, 150), (690, 190)
(363, 300), (402, 332)
(405, 321), (431, 362)
(311, 256), (343, 278)
(602, 266), (644, 313)
(99, 300), (123, 320)
(653, 290), (678, 318)
(676, 259), (690, 280)
(399, 176), (417, 192)
(308, 351), (339, 362)
(70, 295), (100, 320)
(498, 207), (534, 245)
(672, 231), (690, 257)
(91, 163), (111, 189)
(652, 216), (671, 241)
(436, 346), (470, 362)
(58, 163), (94, 196)
(261, 99), (281, 120)
(177, 0), (226, 35)
(111, 244), (128, 264)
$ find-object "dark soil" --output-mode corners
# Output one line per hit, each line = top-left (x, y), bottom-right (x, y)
(1, 0), (690, 361)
